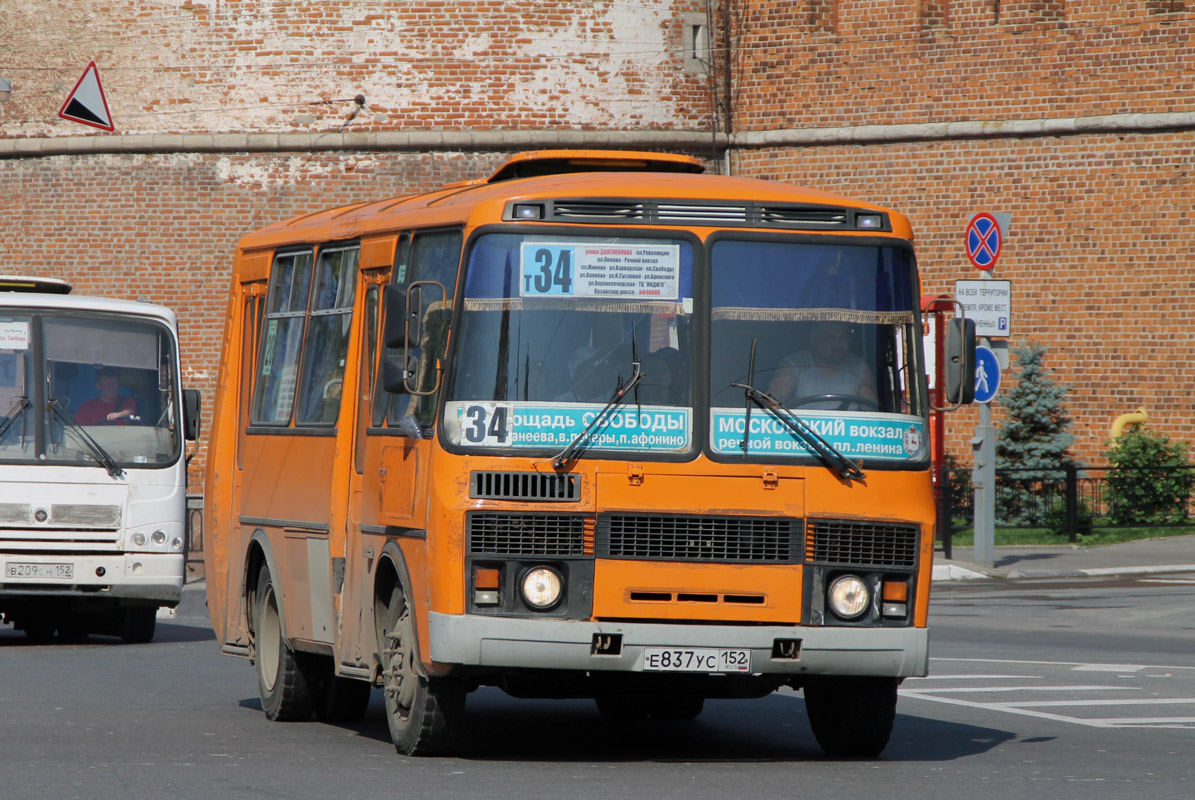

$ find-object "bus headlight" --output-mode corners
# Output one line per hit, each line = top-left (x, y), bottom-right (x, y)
(132, 532), (147, 547)
(827, 575), (870, 620)
(151, 530), (167, 545)
(520, 567), (563, 611)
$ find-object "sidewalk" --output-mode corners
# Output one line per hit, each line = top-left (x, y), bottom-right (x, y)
(932, 534), (1195, 581)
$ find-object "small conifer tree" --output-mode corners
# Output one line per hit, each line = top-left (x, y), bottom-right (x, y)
(994, 343), (1079, 525)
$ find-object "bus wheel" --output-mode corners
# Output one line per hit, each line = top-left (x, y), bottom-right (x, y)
(253, 565), (314, 721)
(650, 694), (705, 720)
(802, 676), (897, 758)
(379, 583), (462, 756)
(120, 608), (157, 644)
(312, 661), (372, 723)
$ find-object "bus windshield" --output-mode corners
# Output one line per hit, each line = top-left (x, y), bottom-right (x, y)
(444, 232), (695, 454)
(708, 238), (927, 463)
(0, 312), (181, 468)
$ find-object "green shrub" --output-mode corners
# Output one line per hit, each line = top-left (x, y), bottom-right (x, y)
(1105, 426), (1194, 524)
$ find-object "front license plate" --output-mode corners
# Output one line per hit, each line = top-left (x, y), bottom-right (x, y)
(5, 562), (74, 580)
(642, 647), (751, 673)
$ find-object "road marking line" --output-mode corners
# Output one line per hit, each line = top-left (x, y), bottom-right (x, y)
(1006, 698), (1195, 708)
(908, 674), (1044, 681)
(906, 685), (1133, 694)
(931, 656), (1195, 672)
(898, 691), (1119, 728)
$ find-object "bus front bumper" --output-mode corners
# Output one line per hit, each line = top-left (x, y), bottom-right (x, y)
(0, 552), (184, 605)
(428, 612), (929, 678)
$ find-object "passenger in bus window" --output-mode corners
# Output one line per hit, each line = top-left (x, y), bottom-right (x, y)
(76, 367), (138, 425)
(767, 322), (878, 410)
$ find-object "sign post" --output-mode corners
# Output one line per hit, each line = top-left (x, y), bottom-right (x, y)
(963, 212), (1009, 569)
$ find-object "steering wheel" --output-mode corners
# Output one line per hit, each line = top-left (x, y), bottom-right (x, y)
(790, 394), (880, 411)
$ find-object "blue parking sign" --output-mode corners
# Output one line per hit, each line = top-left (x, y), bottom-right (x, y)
(974, 345), (1001, 404)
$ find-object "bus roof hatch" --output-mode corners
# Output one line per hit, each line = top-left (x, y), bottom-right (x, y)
(487, 150), (706, 183)
(0, 275), (73, 294)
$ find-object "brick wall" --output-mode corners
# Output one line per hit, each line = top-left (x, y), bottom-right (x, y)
(733, 132), (1195, 466)
(3, 0), (1194, 477)
(0, 1), (712, 137)
(730, 1), (1195, 467)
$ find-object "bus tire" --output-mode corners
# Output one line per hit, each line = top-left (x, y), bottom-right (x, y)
(803, 676), (897, 758)
(253, 564), (315, 722)
(120, 607), (157, 644)
(378, 583), (463, 756)
(313, 662), (373, 723)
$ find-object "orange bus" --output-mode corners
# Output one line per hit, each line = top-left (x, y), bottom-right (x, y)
(204, 150), (973, 757)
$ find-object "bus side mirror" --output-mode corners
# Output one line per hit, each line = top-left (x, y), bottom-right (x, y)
(382, 284), (409, 349)
(382, 355), (411, 395)
(183, 389), (201, 441)
(945, 317), (976, 405)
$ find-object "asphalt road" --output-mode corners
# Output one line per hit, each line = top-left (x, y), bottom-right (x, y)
(1, 573), (1191, 800)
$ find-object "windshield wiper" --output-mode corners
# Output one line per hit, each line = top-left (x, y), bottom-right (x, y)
(731, 381), (866, 483)
(551, 357), (644, 470)
(47, 399), (124, 478)
(0, 396), (30, 439)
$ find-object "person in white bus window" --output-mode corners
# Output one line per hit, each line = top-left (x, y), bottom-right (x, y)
(76, 367), (138, 425)
(767, 322), (878, 410)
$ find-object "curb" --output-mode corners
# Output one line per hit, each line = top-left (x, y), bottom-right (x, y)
(934, 562), (1195, 582)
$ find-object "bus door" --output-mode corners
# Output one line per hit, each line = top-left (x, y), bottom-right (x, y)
(347, 230), (461, 666)
(335, 262), (385, 672)
(223, 274), (266, 642)
(242, 245), (359, 646)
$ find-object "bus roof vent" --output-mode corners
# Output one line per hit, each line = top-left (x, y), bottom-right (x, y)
(760, 205), (850, 227)
(551, 201), (650, 222)
(508, 200), (866, 230)
(657, 203), (751, 224)
(0, 275), (72, 294)
(488, 150), (705, 183)
(470, 471), (582, 502)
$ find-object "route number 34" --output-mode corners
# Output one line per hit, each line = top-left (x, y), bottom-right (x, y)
(522, 246), (574, 295)
(462, 403), (513, 445)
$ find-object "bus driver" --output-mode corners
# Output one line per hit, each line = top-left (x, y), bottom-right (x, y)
(767, 322), (878, 410)
(76, 367), (138, 425)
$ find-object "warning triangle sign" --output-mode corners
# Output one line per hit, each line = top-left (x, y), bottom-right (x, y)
(58, 62), (114, 131)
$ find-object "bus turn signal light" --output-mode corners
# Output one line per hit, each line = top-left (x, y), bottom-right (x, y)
(474, 567), (501, 605)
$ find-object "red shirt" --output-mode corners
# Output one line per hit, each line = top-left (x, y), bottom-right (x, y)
(76, 395), (137, 425)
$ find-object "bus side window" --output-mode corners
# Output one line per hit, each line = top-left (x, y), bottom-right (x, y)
(251, 250), (314, 426)
(356, 283), (380, 473)
(295, 246), (359, 426)
(373, 234), (409, 429)
(381, 229), (461, 434)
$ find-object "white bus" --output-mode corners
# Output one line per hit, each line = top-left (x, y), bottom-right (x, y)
(0, 277), (200, 643)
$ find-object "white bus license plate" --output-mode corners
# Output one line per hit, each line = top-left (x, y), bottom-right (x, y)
(5, 562), (74, 580)
(642, 647), (751, 673)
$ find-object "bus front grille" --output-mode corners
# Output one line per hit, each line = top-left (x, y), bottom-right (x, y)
(469, 471), (581, 502)
(805, 520), (919, 568)
(466, 512), (587, 557)
(596, 515), (801, 563)
(0, 503), (122, 530)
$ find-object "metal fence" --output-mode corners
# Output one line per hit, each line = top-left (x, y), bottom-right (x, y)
(186, 494), (204, 583)
(937, 464), (1195, 557)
